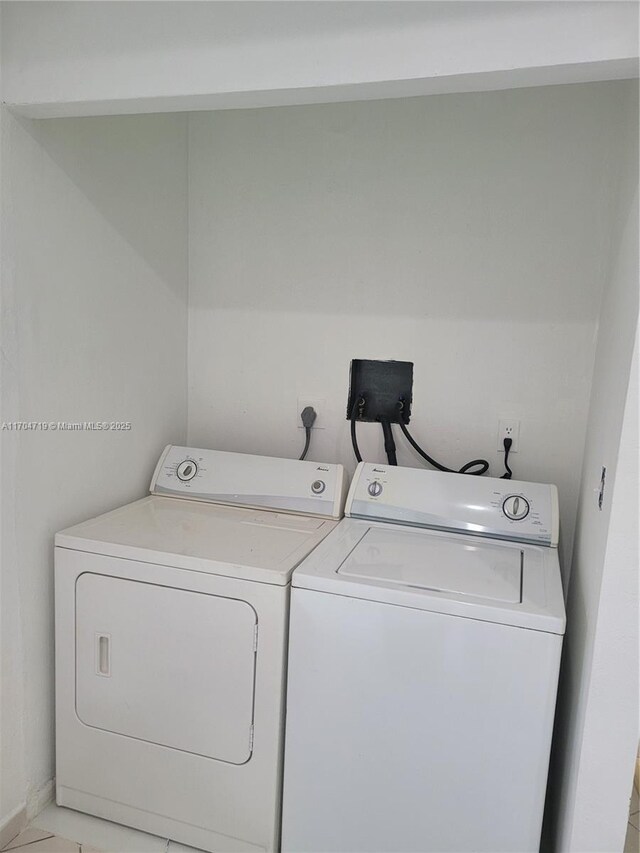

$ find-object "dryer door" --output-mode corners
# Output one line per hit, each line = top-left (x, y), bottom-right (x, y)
(75, 572), (257, 764)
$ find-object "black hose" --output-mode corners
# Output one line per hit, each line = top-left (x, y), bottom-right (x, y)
(398, 417), (489, 476)
(350, 404), (363, 463)
(380, 418), (398, 466)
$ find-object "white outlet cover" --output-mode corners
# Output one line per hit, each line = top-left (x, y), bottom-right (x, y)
(498, 418), (520, 452)
(296, 397), (326, 429)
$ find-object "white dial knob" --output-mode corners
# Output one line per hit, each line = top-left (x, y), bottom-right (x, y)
(368, 481), (383, 497)
(503, 495), (530, 521)
(177, 459), (198, 481)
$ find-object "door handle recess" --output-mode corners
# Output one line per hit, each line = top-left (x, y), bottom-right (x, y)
(96, 633), (111, 677)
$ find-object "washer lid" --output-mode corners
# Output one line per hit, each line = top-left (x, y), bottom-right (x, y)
(56, 496), (338, 585)
(293, 518), (566, 634)
(337, 527), (522, 603)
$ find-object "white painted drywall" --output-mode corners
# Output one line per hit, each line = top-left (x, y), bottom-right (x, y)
(1, 2), (637, 117)
(0, 111), (188, 818)
(549, 86), (639, 851)
(0, 4), (28, 834)
(187, 81), (634, 575)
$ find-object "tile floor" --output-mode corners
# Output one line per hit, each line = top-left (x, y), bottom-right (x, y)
(3, 791), (639, 853)
(1, 805), (206, 853)
(626, 778), (640, 853)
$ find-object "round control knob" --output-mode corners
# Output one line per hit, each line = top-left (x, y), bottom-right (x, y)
(368, 481), (383, 497)
(502, 494), (530, 521)
(311, 479), (326, 494)
(177, 459), (198, 481)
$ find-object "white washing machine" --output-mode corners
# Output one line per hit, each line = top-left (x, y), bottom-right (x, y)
(282, 462), (566, 853)
(55, 445), (346, 853)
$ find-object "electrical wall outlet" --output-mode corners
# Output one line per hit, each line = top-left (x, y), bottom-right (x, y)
(498, 419), (520, 452)
(296, 397), (326, 429)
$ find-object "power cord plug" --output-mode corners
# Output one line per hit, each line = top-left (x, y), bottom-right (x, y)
(299, 406), (317, 460)
(301, 406), (317, 430)
(501, 437), (513, 479)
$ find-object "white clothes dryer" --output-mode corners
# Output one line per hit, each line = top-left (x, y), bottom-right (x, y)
(55, 445), (346, 853)
(282, 462), (566, 853)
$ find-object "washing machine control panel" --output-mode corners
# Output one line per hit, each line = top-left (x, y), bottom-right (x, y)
(346, 463), (558, 546)
(150, 445), (347, 519)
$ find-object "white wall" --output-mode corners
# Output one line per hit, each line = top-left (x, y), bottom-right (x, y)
(1, 2), (637, 117)
(188, 81), (634, 575)
(0, 111), (189, 824)
(549, 85), (639, 850)
(0, 3), (28, 832)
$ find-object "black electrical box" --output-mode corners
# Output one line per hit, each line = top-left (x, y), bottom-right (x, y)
(346, 359), (413, 424)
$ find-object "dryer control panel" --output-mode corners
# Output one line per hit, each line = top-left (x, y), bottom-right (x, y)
(150, 445), (347, 519)
(346, 462), (558, 546)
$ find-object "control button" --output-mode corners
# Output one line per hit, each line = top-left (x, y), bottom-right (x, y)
(177, 460), (198, 481)
(311, 479), (326, 494)
(502, 495), (530, 521)
(368, 481), (383, 497)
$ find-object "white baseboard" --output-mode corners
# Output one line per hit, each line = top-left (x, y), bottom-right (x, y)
(27, 778), (55, 821)
(0, 803), (27, 850)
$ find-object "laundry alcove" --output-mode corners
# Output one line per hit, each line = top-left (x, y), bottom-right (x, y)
(1, 17), (637, 848)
